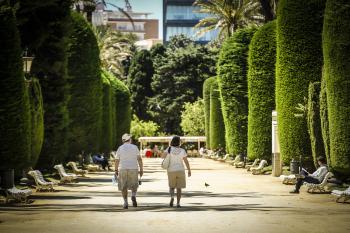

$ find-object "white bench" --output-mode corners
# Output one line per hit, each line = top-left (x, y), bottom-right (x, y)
(246, 159), (260, 171)
(54, 164), (78, 183)
(304, 172), (333, 193)
(28, 170), (55, 191)
(227, 155), (240, 166)
(4, 186), (32, 203)
(332, 187), (350, 203)
(66, 162), (88, 177)
(251, 160), (268, 175)
(280, 174), (297, 185)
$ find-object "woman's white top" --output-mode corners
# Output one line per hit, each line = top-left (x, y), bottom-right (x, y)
(165, 146), (187, 172)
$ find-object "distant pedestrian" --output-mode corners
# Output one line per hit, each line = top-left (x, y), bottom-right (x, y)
(115, 134), (143, 209)
(164, 136), (191, 208)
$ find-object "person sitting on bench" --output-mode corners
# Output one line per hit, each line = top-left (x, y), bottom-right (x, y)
(290, 156), (328, 194)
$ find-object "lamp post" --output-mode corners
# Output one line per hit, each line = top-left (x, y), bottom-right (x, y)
(23, 49), (34, 74)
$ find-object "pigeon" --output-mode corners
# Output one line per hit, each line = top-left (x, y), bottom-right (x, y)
(205, 182), (210, 188)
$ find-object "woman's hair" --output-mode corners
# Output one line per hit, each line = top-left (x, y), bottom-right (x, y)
(317, 156), (327, 164)
(170, 135), (181, 147)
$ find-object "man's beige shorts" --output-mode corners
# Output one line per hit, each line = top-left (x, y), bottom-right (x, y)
(167, 170), (186, 189)
(118, 169), (139, 191)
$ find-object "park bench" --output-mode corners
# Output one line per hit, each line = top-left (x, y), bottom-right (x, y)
(66, 161), (88, 177)
(54, 164), (78, 183)
(227, 155), (241, 166)
(251, 160), (268, 175)
(28, 170), (55, 192)
(331, 186), (350, 203)
(280, 174), (297, 185)
(246, 159), (260, 171)
(2, 186), (32, 204)
(218, 154), (230, 162)
(304, 172), (333, 193)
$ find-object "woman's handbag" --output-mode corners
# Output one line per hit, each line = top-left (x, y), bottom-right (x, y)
(161, 147), (171, 169)
(161, 154), (171, 169)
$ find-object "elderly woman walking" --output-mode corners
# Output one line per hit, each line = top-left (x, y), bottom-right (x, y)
(164, 136), (191, 208)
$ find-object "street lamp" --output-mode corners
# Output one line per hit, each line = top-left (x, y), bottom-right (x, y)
(23, 49), (34, 73)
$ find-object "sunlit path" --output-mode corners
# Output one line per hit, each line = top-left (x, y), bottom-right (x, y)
(0, 158), (349, 233)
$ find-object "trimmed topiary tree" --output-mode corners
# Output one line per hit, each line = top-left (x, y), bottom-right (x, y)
(67, 11), (103, 158)
(106, 71), (131, 148)
(276, 0), (325, 164)
(0, 4), (31, 172)
(203, 77), (216, 149)
(33, 1), (71, 169)
(323, 0), (350, 175)
(209, 79), (226, 150)
(247, 21), (276, 161)
(217, 27), (257, 155)
(100, 70), (114, 154)
(307, 82), (325, 167)
(320, 76), (330, 165)
(27, 78), (44, 168)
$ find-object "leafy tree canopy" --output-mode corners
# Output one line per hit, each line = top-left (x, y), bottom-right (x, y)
(181, 99), (205, 136)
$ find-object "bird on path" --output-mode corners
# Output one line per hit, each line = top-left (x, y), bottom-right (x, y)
(205, 182), (210, 188)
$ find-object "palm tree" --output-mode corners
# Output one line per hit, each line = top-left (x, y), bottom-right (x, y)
(94, 26), (137, 78)
(193, 0), (264, 39)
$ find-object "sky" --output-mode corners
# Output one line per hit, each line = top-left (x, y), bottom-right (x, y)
(107, 0), (163, 39)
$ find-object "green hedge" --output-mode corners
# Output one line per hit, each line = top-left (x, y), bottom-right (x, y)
(247, 21), (276, 161)
(27, 78), (44, 167)
(323, 0), (350, 175)
(67, 11), (102, 158)
(0, 5), (31, 171)
(100, 70), (115, 154)
(203, 77), (216, 149)
(217, 27), (257, 155)
(276, 0), (325, 164)
(209, 78), (226, 150)
(307, 82), (325, 168)
(33, 2), (71, 169)
(320, 76), (330, 165)
(106, 71), (131, 148)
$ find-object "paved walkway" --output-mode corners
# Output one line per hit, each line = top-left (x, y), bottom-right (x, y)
(0, 158), (349, 233)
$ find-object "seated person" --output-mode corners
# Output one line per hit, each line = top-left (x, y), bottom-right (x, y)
(290, 156), (328, 194)
(92, 153), (109, 170)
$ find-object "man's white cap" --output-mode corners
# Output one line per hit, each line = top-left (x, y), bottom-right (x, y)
(122, 133), (132, 142)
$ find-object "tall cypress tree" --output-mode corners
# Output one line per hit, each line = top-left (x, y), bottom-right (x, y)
(247, 21), (276, 161)
(323, 0), (350, 175)
(217, 27), (257, 156)
(209, 79), (226, 150)
(0, 4), (31, 172)
(276, 0), (325, 164)
(67, 12), (103, 158)
(203, 77), (216, 149)
(32, 0), (71, 168)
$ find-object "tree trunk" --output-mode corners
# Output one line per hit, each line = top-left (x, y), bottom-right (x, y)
(259, 0), (275, 22)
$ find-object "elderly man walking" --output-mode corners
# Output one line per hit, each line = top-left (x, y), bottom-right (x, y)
(115, 134), (143, 209)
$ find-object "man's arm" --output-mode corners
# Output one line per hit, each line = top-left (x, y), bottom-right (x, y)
(138, 156), (143, 177)
(115, 159), (120, 175)
(183, 157), (191, 177)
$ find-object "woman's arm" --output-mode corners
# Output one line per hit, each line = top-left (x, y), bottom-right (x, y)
(183, 157), (191, 177)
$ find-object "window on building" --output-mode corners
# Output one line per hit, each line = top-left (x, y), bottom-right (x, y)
(166, 5), (208, 20)
(166, 26), (218, 42)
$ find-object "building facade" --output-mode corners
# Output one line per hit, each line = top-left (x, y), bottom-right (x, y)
(163, 0), (218, 43)
(93, 9), (159, 40)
